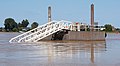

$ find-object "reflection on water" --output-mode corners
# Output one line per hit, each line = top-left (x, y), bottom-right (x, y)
(0, 33), (120, 66)
(46, 41), (106, 64)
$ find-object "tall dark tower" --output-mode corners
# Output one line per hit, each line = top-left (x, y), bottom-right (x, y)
(48, 6), (51, 22)
(91, 4), (94, 31)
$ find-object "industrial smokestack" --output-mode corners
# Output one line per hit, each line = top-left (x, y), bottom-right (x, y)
(48, 6), (51, 22)
(91, 4), (94, 31)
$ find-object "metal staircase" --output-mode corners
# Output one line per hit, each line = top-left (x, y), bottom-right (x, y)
(9, 20), (72, 43)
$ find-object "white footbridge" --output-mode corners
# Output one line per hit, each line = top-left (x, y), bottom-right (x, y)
(9, 20), (72, 43)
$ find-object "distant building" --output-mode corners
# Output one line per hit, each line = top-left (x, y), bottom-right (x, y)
(69, 22), (87, 31)
(69, 22), (105, 32)
(94, 22), (99, 31)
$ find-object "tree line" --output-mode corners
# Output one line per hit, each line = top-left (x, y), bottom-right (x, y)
(4, 18), (39, 32)
(1, 18), (120, 33)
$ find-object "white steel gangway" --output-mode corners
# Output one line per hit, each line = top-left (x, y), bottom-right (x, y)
(9, 20), (72, 43)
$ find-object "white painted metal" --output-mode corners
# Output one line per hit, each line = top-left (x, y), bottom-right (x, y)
(9, 20), (72, 43)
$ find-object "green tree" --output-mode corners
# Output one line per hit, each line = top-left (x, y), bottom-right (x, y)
(4, 18), (17, 31)
(12, 28), (19, 32)
(31, 22), (39, 29)
(18, 22), (22, 28)
(116, 28), (120, 32)
(17, 22), (23, 31)
(104, 24), (112, 32)
(21, 19), (29, 28)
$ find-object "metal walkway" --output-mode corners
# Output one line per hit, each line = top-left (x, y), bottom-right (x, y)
(9, 20), (72, 43)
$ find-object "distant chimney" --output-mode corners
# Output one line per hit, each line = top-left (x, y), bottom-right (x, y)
(91, 4), (94, 31)
(48, 6), (51, 22)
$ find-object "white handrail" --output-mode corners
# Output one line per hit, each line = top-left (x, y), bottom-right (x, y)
(9, 20), (72, 43)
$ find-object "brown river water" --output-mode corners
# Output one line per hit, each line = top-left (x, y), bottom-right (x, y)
(0, 32), (120, 66)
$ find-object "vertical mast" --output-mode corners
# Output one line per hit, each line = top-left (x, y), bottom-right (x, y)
(48, 6), (51, 22)
(91, 4), (94, 31)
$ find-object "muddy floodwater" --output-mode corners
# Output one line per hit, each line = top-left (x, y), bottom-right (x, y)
(0, 32), (120, 66)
